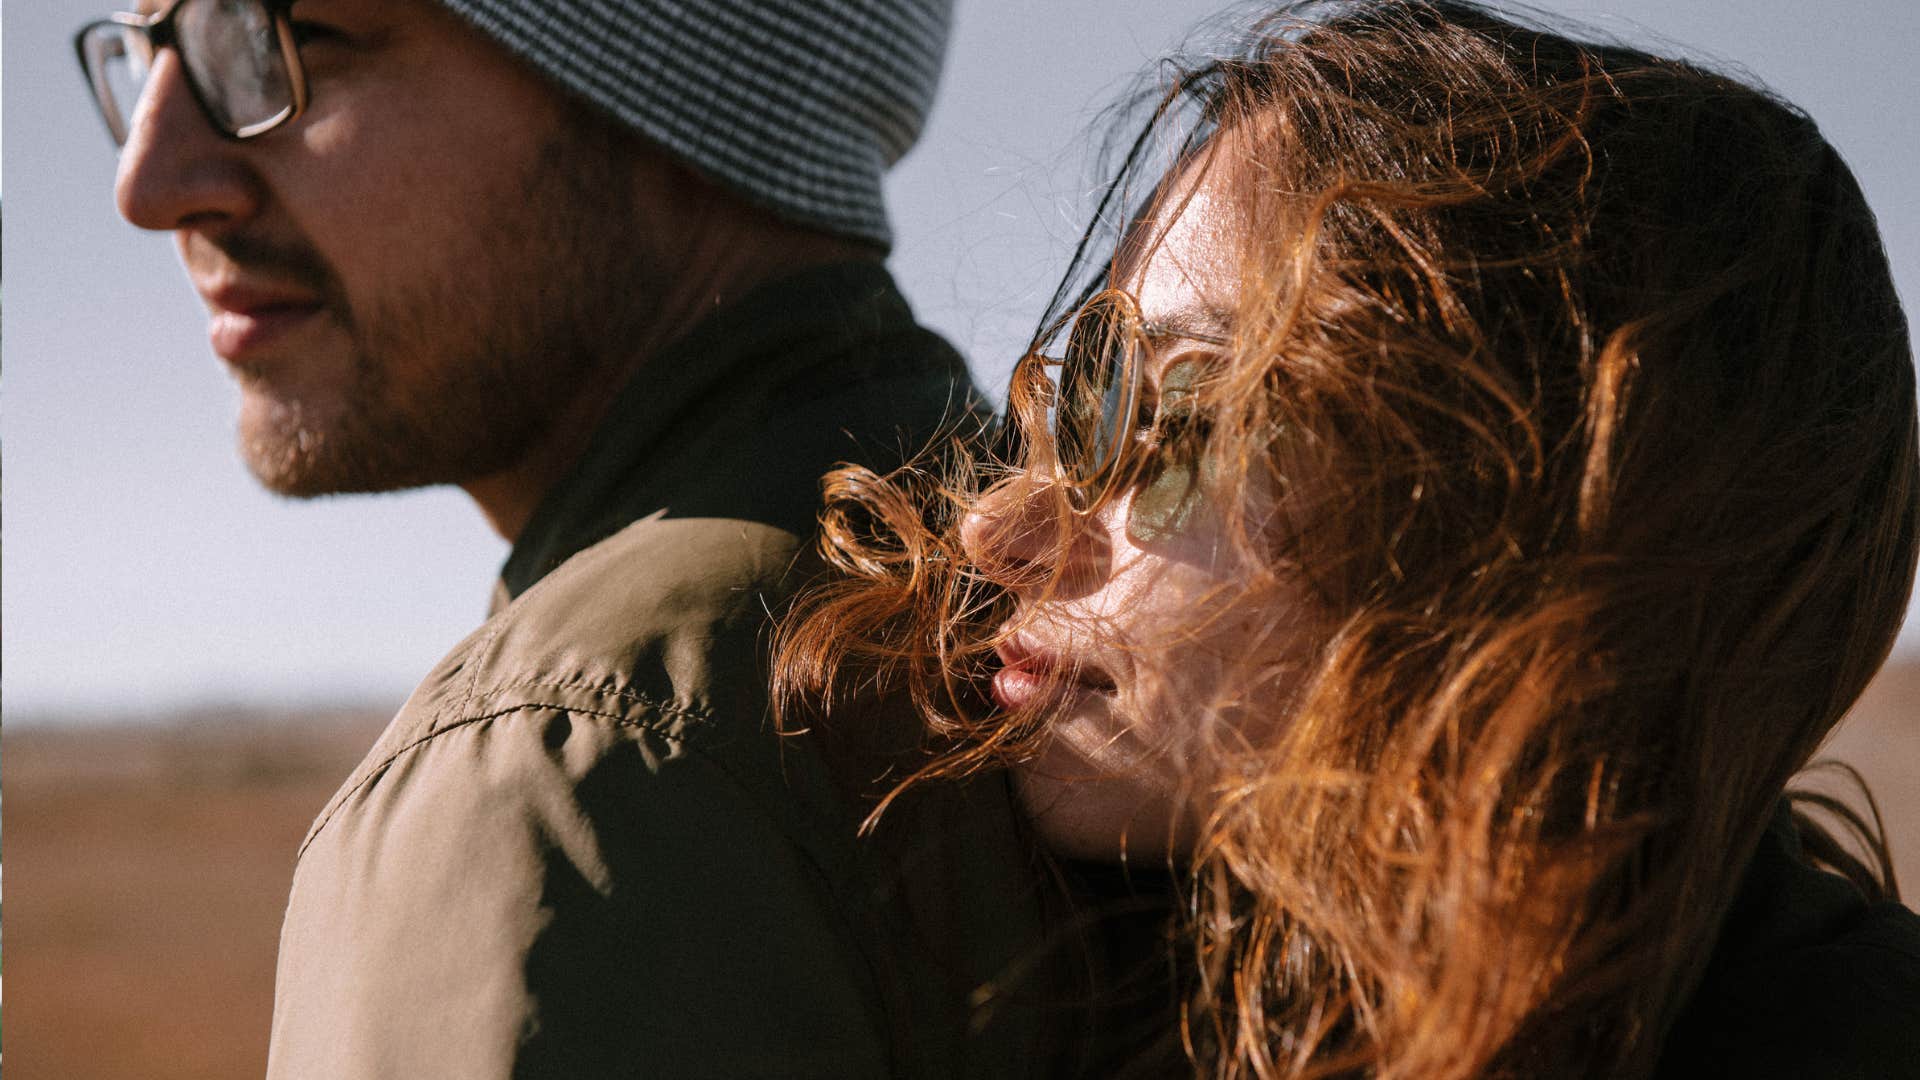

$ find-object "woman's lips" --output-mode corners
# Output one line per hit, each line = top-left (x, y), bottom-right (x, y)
(991, 638), (1116, 711)
(991, 665), (1055, 711)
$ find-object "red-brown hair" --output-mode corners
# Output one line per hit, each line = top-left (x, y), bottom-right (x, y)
(777, 3), (1918, 1075)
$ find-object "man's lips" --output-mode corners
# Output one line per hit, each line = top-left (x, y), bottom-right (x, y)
(990, 636), (1117, 712)
(199, 282), (327, 361)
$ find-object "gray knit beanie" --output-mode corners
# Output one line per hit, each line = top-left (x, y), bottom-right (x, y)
(438, 0), (954, 249)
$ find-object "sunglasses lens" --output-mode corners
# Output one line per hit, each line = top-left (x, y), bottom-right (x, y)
(177, 0), (294, 135)
(1054, 295), (1139, 494)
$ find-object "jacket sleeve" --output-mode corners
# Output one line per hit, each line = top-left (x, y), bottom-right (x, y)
(264, 704), (896, 1080)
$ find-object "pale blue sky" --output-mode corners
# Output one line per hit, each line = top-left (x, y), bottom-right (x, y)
(5, 0), (1918, 718)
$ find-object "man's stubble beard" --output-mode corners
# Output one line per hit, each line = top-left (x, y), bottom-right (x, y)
(239, 116), (663, 498)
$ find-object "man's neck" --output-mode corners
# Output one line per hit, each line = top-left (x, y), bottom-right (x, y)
(463, 211), (883, 543)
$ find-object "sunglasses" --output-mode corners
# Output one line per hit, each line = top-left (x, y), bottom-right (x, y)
(1012, 288), (1231, 523)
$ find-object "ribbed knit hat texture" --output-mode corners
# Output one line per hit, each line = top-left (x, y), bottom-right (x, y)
(438, 0), (954, 248)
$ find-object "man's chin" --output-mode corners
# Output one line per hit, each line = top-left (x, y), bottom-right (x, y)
(237, 398), (406, 498)
(241, 436), (386, 498)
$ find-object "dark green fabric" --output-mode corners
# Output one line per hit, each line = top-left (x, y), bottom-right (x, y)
(266, 263), (1049, 1079)
(499, 260), (979, 601)
(1656, 804), (1920, 1078)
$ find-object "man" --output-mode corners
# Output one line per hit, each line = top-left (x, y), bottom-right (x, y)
(80, 1), (1051, 1075)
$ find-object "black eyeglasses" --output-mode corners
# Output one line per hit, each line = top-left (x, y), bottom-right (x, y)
(75, 0), (308, 146)
(1013, 288), (1231, 514)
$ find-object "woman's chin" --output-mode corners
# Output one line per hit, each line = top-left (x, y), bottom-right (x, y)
(1011, 737), (1194, 863)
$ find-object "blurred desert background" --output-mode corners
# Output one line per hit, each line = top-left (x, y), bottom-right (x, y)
(4, 661), (1918, 1080)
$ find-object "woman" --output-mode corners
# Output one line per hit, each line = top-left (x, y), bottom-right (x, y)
(780, 2), (1920, 1075)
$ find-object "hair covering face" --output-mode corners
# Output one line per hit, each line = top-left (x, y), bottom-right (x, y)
(436, 0), (954, 249)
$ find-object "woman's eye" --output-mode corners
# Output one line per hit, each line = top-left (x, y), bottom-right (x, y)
(1150, 404), (1211, 446)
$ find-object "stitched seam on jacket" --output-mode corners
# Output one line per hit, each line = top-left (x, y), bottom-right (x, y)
(454, 618), (509, 723)
(296, 702), (689, 860)
(491, 675), (720, 722)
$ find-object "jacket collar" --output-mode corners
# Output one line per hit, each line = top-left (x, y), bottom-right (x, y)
(498, 260), (966, 603)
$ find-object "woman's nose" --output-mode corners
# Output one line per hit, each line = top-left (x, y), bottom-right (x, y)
(960, 472), (1107, 588)
(115, 50), (263, 232)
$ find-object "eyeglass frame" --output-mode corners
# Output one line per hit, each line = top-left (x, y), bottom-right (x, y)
(1010, 287), (1232, 516)
(74, 0), (309, 146)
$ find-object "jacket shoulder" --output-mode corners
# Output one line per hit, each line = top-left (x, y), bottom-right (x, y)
(304, 512), (828, 852)
(470, 513), (801, 732)
(1657, 908), (1920, 1078)
(361, 515), (794, 761)
(272, 516), (901, 1078)
(1658, 814), (1920, 1080)
(272, 699), (894, 1078)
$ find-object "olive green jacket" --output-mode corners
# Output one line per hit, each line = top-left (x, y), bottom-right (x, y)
(265, 264), (1049, 1079)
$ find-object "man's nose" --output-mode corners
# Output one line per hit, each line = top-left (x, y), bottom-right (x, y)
(115, 50), (262, 231)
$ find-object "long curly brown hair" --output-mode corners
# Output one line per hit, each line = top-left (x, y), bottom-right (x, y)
(776, 2), (1918, 1075)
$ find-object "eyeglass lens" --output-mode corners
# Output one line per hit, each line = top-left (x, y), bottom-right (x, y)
(81, 24), (154, 144)
(80, 0), (293, 144)
(179, 0), (293, 134)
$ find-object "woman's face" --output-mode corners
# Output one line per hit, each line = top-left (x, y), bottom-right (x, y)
(962, 157), (1310, 861)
